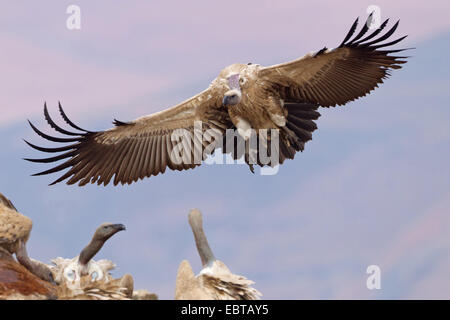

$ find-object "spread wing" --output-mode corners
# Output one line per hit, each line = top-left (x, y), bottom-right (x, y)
(260, 15), (409, 107)
(24, 88), (233, 186)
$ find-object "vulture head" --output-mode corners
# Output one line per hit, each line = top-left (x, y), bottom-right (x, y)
(222, 73), (242, 107)
(78, 223), (125, 267)
(92, 223), (126, 242)
(222, 89), (242, 107)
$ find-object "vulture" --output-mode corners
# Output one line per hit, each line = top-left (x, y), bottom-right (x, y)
(25, 15), (408, 186)
(49, 222), (132, 298)
(0, 192), (55, 284)
(175, 209), (261, 300)
(40, 223), (156, 300)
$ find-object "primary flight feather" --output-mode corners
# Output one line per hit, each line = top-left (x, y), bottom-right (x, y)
(25, 15), (408, 186)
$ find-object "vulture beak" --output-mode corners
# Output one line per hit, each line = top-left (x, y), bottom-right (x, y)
(112, 224), (126, 232)
(222, 95), (230, 107)
(222, 89), (242, 107)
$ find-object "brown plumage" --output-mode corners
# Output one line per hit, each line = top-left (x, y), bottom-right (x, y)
(25, 15), (408, 186)
(0, 193), (54, 284)
(175, 209), (261, 300)
(0, 251), (57, 300)
(132, 289), (159, 300)
(0, 193), (31, 254)
(58, 273), (159, 300)
(56, 275), (130, 300)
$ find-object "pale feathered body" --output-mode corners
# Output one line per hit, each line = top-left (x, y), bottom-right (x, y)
(50, 256), (115, 286)
(51, 256), (156, 300)
(56, 274), (129, 300)
(176, 260), (261, 300)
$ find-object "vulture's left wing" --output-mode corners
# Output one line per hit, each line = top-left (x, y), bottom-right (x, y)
(260, 15), (409, 107)
(25, 89), (233, 186)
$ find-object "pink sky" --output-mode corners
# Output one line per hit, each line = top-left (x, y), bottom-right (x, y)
(1, 1), (450, 127)
(1, 1), (450, 299)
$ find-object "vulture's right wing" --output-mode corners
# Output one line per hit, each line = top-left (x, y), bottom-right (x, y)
(24, 88), (233, 186)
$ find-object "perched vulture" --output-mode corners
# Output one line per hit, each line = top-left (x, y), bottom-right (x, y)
(175, 209), (261, 300)
(50, 223), (126, 286)
(25, 15), (408, 186)
(0, 192), (55, 284)
(49, 223), (137, 300)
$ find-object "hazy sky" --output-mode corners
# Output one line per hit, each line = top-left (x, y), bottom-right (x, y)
(1, 1), (449, 299)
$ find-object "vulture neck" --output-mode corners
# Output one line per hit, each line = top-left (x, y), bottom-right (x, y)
(78, 237), (105, 266)
(189, 215), (215, 267)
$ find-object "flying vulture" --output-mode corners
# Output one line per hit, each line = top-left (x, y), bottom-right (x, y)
(25, 15), (408, 186)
